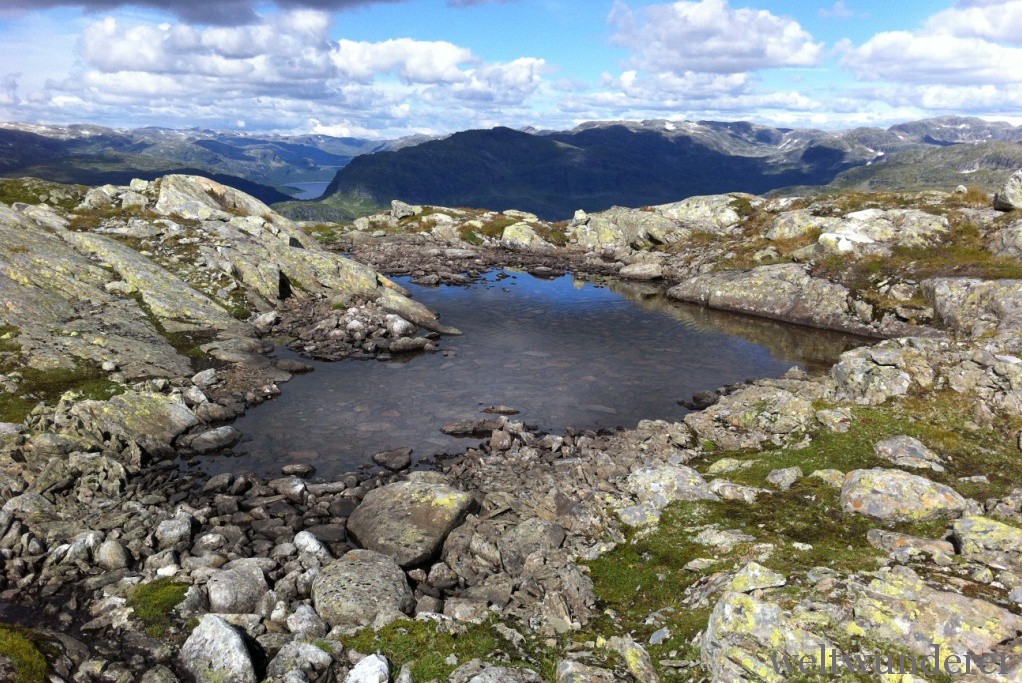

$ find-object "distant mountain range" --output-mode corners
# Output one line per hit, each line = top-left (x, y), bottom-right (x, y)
(2, 117), (1021, 219)
(320, 116), (1022, 219)
(0, 122), (416, 205)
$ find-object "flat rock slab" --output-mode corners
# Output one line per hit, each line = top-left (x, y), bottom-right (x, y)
(347, 475), (476, 567)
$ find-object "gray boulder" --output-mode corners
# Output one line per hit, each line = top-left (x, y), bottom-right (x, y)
(207, 563), (269, 614)
(497, 519), (567, 575)
(179, 615), (257, 683)
(874, 435), (944, 471)
(347, 475), (476, 567)
(994, 169), (1022, 211)
(841, 469), (970, 522)
(189, 426), (242, 454)
(311, 549), (414, 630)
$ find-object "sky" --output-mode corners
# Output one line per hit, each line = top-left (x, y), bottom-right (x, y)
(2, 0), (1022, 138)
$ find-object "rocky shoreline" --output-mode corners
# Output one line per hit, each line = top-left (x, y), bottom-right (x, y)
(2, 172), (1022, 682)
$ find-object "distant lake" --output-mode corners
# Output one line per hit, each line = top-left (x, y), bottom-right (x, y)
(288, 182), (331, 200)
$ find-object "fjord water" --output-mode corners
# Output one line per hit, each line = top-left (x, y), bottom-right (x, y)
(208, 271), (865, 479)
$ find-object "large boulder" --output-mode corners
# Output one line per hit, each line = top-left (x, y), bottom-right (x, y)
(206, 562), (269, 614)
(69, 392), (199, 456)
(179, 615), (258, 683)
(765, 209), (840, 240)
(683, 384), (817, 451)
(952, 515), (1022, 563)
(701, 591), (830, 682)
(501, 222), (552, 249)
(347, 474), (476, 567)
(840, 468), (970, 522)
(656, 194), (749, 233)
(994, 168), (1022, 211)
(816, 209), (948, 255)
(625, 465), (717, 508)
(311, 549), (414, 630)
(852, 566), (1022, 657)
(921, 277), (1022, 337)
(991, 219), (1022, 257)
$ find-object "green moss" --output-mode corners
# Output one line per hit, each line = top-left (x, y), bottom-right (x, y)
(345, 619), (551, 681)
(0, 178), (85, 211)
(0, 625), (52, 683)
(0, 363), (123, 423)
(127, 578), (189, 637)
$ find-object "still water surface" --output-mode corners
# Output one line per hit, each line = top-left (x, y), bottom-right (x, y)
(203, 271), (866, 478)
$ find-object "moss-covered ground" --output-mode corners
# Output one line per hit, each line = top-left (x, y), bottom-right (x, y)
(127, 578), (190, 637)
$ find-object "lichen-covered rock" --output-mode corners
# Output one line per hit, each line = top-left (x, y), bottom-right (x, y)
(625, 465), (717, 509)
(921, 277), (1022, 337)
(448, 660), (543, 683)
(657, 193), (749, 233)
(765, 209), (840, 240)
(728, 562), (786, 593)
(668, 264), (873, 335)
(701, 591), (830, 683)
(994, 168), (1022, 211)
(874, 435), (944, 471)
(952, 515), (1022, 562)
(69, 391), (199, 456)
(850, 566), (1022, 657)
(604, 636), (660, 683)
(311, 549), (414, 630)
(572, 206), (684, 249)
(346, 474), (476, 567)
(684, 384), (817, 451)
(501, 222), (552, 249)
(555, 660), (616, 683)
(179, 615), (257, 683)
(840, 468), (970, 521)
(816, 208), (949, 255)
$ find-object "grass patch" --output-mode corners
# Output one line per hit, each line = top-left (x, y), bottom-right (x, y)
(127, 578), (189, 637)
(345, 619), (554, 681)
(708, 391), (1022, 500)
(0, 625), (51, 683)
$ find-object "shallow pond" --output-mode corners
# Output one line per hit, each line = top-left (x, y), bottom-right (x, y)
(201, 271), (867, 479)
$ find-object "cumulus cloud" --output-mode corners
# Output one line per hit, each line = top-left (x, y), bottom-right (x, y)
(12, 10), (547, 135)
(610, 0), (824, 74)
(3, 0), (515, 24)
(924, 0), (1022, 43)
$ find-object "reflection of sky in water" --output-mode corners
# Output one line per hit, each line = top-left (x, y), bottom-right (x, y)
(203, 271), (865, 479)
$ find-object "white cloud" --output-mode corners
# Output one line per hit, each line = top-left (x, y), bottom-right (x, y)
(4, 10), (550, 136)
(610, 0), (824, 75)
(925, 0), (1022, 44)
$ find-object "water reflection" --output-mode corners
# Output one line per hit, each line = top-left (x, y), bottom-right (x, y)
(203, 270), (867, 479)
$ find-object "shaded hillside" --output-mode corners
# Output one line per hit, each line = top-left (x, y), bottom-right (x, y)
(321, 116), (1022, 220)
(322, 125), (864, 219)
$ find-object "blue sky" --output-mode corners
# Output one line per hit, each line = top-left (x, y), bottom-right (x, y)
(2, 0), (1021, 137)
